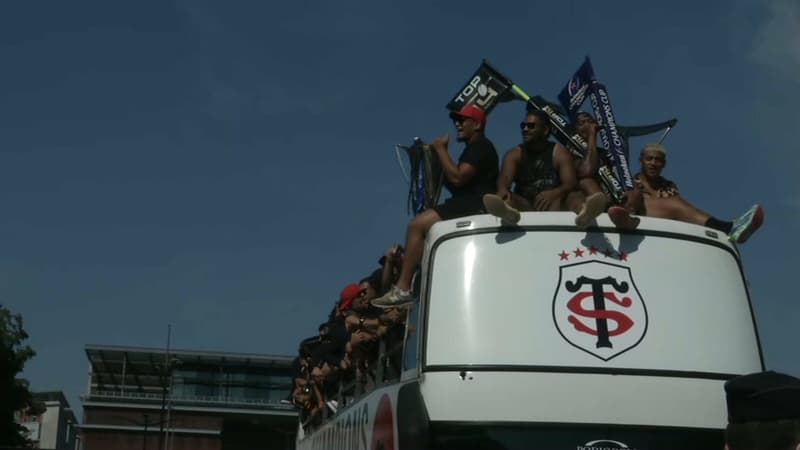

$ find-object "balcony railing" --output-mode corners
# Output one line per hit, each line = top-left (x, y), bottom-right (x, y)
(84, 389), (294, 410)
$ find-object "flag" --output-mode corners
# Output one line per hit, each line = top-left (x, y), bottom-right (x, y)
(590, 83), (634, 190)
(446, 60), (515, 114)
(557, 57), (596, 120)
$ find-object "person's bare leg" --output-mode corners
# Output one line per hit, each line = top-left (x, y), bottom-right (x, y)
(573, 178), (608, 226)
(372, 209), (441, 308)
(644, 195), (765, 242)
(506, 192), (533, 211)
(580, 177), (603, 196)
(395, 209), (441, 291)
(566, 190), (586, 214)
(371, 209), (442, 308)
(624, 188), (644, 215)
(669, 196), (712, 225)
(645, 196), (710, 224)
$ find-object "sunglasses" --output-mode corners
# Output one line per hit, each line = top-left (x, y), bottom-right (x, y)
(520, 121), (541, 130)
(454, 116), (476, 125)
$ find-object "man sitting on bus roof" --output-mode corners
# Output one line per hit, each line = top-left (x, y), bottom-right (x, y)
(372, 104), (499, 308)
(481, 109), (577, 224)
(724, 371), (800, 450)
(565, 111), (644, 229)
(636, 143), (763, 243)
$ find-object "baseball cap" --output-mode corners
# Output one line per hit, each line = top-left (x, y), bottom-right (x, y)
(338, 283), (361, 311)
(449, 104), (486, 125)
(725, 371), (800, 423)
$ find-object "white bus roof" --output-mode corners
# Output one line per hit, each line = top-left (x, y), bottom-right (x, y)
(428, 212), (738, 253)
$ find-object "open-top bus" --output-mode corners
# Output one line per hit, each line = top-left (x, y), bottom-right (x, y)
(297, 211), (763, 450)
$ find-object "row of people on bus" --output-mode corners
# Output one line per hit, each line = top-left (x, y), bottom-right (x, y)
(371, 104), (764, 309)
(289, 245), (408, 430)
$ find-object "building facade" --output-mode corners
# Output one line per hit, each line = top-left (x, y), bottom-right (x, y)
(15, 391), (78, 450)
(80, 345), (297, 450)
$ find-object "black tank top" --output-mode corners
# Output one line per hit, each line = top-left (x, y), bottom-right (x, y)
(513, 141), (558, 199)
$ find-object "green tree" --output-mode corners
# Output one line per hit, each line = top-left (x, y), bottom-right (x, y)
(0, 305), (39, 447)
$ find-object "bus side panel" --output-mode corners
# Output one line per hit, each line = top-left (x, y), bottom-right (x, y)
(296, 380), (428, 450)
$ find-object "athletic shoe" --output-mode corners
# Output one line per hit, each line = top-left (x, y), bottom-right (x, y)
(575, 192), (607, 227)
(608, 206), (640, 230)
(729, 204), (764, 244)
(326, 400), (338, 414)
(371, 285), (415, 309)
(482, 194), (520, 224)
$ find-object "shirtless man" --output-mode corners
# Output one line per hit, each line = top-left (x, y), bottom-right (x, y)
(636, 143), (763, 243)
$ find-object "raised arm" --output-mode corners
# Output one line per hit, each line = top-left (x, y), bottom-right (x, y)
(576, 122), (601, 178)
(431, 134), (478, 187)
(554, 143), (578, 192)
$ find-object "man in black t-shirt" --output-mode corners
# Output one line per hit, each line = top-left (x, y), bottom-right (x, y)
(372, 104), (498, 308)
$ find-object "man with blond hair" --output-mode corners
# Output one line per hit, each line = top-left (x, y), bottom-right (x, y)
(637, 143), (763, 243)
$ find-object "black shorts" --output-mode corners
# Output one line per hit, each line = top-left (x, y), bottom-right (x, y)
(433, 195), (485, 221)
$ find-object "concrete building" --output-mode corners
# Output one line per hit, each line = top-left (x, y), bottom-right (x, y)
(79, 345), (297, 450)
(15, 391), (78, 450)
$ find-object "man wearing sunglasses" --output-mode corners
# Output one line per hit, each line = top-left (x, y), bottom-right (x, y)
(482, 109), (577, 223)
(373, 104), (499, 308)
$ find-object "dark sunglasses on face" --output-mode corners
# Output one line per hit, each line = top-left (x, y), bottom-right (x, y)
(520, 121), (540, 130)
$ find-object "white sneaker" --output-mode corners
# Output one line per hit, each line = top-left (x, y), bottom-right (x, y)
(729, 204), (764, 244)
(326, 400), (338, 414)
(483, 194), (520, 224)
(371, 285), (415, 309)
(575, 192), (607, 227)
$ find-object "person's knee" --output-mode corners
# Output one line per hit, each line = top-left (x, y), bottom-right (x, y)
(509, 193), (533, 211)
(579, 177), (602, 195)
(645, 197), (677, 219)
(410, 210), (440, 233)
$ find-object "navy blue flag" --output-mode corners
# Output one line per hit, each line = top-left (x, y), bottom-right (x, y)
(558, 58), (634, 192)
(558, 57), (596, 121)
(590, 83), (634, 191)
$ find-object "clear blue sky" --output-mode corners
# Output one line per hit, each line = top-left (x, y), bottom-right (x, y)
(2, 0), (798, 415)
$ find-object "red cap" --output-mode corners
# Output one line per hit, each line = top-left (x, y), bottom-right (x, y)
(338, 283), (361, 311)
(449, 104), (486, 125)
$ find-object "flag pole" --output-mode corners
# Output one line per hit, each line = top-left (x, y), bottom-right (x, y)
(657, 126), (674, 144)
